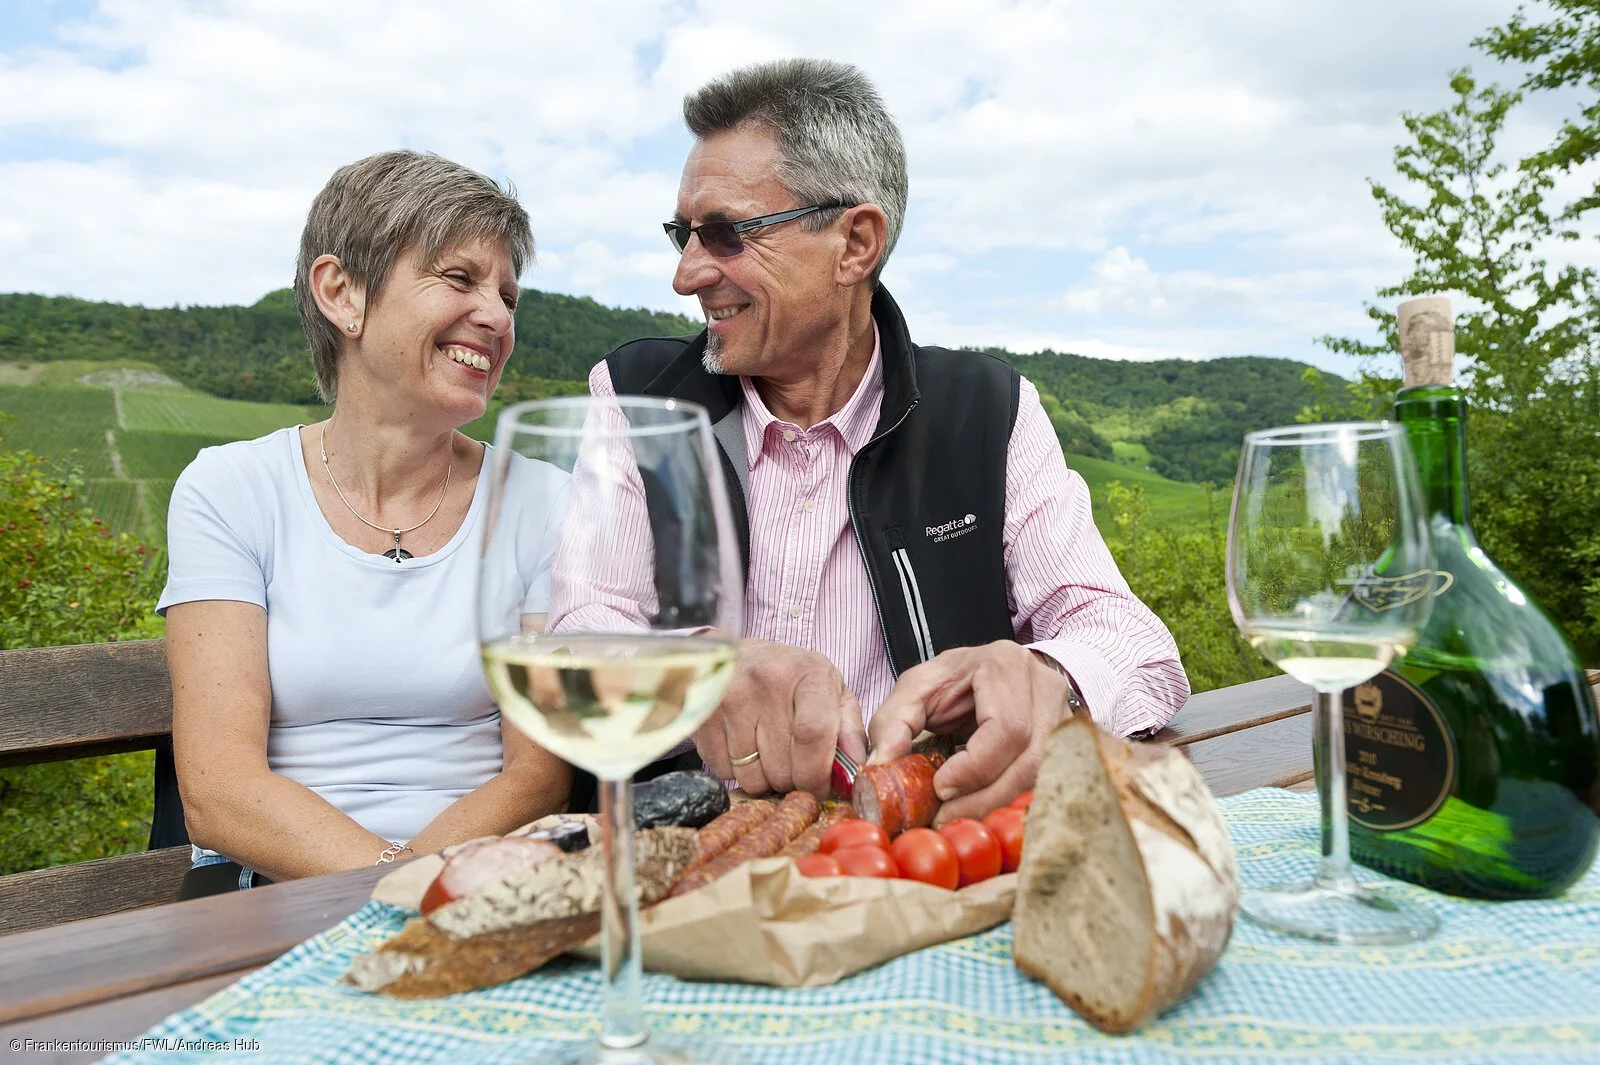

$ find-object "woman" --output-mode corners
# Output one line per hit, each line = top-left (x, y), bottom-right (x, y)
(160, 150), (571, 895)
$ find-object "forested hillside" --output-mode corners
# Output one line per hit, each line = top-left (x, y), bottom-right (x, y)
(0, 288), (703, 405)
(989, 349), (1339, 483)
(0, 288), (1334, 485)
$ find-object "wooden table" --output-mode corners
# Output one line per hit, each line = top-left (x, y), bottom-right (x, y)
(0, 670), (1465, 1062)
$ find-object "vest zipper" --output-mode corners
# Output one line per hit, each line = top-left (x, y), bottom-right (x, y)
(848, 399), (919, 676)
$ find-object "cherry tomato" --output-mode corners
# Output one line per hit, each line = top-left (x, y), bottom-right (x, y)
(889, 828), (960, 890)
(832, 844), (899, 879)
(1009, 791), (1034, 811)
(983, 807), (1026, 873)
(794, 853), (844, 878)
(937, 818), (1003, 887)
(819, 820), (891, 855)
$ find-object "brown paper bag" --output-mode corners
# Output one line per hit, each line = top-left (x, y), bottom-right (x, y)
(373, 855), (1015, 988)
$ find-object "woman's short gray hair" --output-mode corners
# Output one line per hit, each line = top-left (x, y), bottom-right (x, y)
(293, 150), (533, 400)
(683, 59), (907, 283)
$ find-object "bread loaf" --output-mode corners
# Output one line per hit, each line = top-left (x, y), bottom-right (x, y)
(346, 827), (697, 997)
(1012, 715), (1238, 1033)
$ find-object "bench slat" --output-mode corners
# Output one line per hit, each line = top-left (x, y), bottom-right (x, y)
(1156, 671), (1312, 745)
(0, 640), (171, 767)
(0, 846), (192, 937)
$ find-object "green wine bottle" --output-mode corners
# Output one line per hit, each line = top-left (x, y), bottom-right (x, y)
(1342, 296), (1600, 898)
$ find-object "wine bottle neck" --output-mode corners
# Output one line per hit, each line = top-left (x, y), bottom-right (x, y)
(1395, 385), (1471, 528)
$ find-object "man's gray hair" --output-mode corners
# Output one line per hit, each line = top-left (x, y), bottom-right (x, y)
(293, 150), (533, 400)
(683, 58), (907, 283)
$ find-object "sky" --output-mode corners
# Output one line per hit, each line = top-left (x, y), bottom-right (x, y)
(0, 0), (1587, 374)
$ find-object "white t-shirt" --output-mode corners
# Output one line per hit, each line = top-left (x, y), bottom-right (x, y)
(158, 427), (569, 858)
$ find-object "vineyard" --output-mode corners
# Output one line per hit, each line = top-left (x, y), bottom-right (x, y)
(0, 386), (116, 478)
(121, 389), (324, 437)
(0, 365), (1221, 549)
(0, 369), (323, 545)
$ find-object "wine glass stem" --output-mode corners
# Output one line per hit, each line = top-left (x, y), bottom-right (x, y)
(599, 776), (647, 1050)
(1313, 686), (1358, 892)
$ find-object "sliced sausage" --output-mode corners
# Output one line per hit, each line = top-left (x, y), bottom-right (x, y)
(852, 752), (945, 837)
(420, 837), (563, 915)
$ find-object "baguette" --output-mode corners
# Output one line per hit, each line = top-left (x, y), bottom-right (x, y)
(1012, 715), (1238, 1033)
(347, 826), (697, 997)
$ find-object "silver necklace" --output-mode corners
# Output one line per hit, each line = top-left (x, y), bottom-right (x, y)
(319, 422), (453, 563)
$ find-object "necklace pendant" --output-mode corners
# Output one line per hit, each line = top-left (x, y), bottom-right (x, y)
(383, 529), (411, 563)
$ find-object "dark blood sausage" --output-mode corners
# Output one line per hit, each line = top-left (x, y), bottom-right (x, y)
(688, 800), (776, 870)
(778, 803), (857, 858)
(633, 771), (731, 830)
(511, 816), (591, 853)
(851, 752), (945, 837)
(670, 791), (820, 897)
(420, 837), (563, 915)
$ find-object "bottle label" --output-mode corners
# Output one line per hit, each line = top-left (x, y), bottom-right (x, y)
(1343, 671), (1456, 830)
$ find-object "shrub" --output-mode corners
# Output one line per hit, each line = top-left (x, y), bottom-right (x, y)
(0, 440), (165, 874)
(1100, 481), (1278, 694)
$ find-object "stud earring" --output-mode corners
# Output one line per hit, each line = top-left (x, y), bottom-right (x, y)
(346, 323), (358, 332)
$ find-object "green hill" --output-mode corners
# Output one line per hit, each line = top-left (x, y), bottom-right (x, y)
(991, 349), (1341, 484)
(0, 288), (1338, 491)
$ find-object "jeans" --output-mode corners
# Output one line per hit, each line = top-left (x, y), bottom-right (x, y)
(181, 853), (273, 898)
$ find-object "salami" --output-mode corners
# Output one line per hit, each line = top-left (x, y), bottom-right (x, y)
(688, 800), (775, 870)
(670, 791), (820, 897)
(778, 803), (856, 858)
(852, 752), (945, 837)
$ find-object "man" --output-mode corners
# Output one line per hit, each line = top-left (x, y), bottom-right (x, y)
(590, 58), (1188, 823)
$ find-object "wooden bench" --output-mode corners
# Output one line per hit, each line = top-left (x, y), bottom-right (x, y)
(0, 640), (190, 936)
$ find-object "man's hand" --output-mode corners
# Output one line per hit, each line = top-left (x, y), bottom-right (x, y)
(867, 640), (1076, 824)
(697, 638), (868, 797)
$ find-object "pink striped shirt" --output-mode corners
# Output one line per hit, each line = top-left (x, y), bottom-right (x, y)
(570, 330), (1188, 737)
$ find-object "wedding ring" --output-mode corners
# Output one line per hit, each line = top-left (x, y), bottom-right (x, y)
(729, 749), (761, 768)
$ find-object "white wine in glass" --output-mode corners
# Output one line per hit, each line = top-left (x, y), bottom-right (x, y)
(479, 396), (743, 1063)
(1228, 421), (1438, 945)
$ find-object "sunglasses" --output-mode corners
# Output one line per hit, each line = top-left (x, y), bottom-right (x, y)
(663, 203), (853, 257)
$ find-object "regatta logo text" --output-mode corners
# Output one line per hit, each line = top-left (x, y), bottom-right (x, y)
(926, 513), (978, 543)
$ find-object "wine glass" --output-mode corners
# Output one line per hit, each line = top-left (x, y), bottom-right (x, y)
(1227, 421), (1438, 945)
(479, 396), (742, 1063)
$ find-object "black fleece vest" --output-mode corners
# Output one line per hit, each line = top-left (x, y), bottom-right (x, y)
(605, 287), (1020, 677)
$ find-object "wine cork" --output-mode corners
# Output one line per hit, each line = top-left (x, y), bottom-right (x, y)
(1397, 296), (1455, 387)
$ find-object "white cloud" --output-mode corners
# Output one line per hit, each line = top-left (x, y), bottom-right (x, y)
(2, 0), (1587, 371)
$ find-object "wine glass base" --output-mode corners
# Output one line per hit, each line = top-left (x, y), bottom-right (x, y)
(540, 1035), (737, 1065)
(1241, 878), (1438, 945)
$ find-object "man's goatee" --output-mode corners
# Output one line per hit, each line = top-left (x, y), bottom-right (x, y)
(702, 334), (727, 375)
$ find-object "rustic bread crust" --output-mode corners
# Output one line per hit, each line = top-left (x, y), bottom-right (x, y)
(1013, 715), (1238, 1033)
(346, 827), (697, 997)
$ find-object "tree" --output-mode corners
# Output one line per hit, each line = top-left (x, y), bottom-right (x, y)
(1479, 0), (1600, 218)
(1318, 69), (1600, 659)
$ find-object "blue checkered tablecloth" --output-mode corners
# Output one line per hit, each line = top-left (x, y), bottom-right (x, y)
(100, 789), (1600, 1064)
